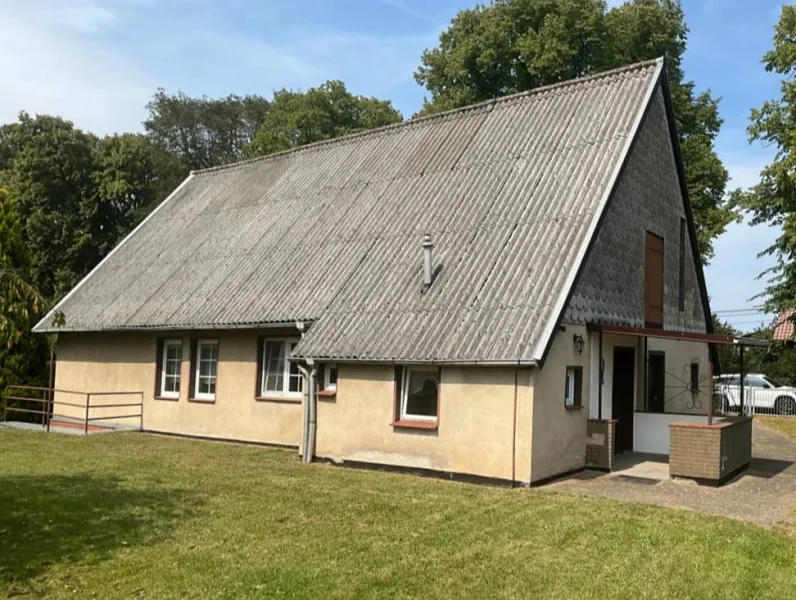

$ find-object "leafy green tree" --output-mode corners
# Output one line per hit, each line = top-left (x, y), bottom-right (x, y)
(144, 89), (270, 170)
(741, 5), (796, 311)
(415, 0), (733, 262)
(0, 188), (45, 348)
(1, 113), (98, 299)
(0, 188), (49, 417)
(246, 81), (402, 157)
(92, 134), (184, 256)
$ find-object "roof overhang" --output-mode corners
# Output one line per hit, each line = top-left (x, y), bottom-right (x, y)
(586, 323), (768, 347)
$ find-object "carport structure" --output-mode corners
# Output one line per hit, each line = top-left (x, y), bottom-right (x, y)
(584, 324), (768, 485)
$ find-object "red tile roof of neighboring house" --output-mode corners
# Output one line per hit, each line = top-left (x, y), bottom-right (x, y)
(773, 309), (796, 341)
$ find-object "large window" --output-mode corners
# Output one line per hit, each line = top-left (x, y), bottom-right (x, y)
(193, 339), (218, 400)
(400, 368), (439, 421)
(260, 340), (302, 397)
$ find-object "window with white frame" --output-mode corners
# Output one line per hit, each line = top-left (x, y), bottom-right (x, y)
(564, 366), (583, 408)
(401, 368), (439, 421)
(261, 340), (302, 397)
(194, 340), (218, 400)
(324, 364), (338, 391)
(159, 339), (182, 398)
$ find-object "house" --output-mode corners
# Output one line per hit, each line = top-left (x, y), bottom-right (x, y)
(33, 58), (749, 486)
(773, 309), (795, 342)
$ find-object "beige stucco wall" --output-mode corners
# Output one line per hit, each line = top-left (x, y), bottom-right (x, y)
(531, 324), (591, 483)
(315, 364), (534, 484)
(54, 331), (303, 446)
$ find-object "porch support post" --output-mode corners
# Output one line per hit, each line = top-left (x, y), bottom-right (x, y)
(598, 329), (603, 420)
(739, 344), (745, 416)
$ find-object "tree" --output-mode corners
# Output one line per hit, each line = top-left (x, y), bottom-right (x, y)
(144, 89), (270, 170)
(246, 81), (402, 158)
(92, 134), (184, 256)
(0, 188), (46, 348)
(1, 113), (98, 299)
(415, 0), (733, 262)
(0, 188), (50, 417)
(741, 5), (796, 312)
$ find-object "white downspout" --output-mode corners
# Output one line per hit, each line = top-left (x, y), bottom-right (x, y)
(297, 361), (317, 464)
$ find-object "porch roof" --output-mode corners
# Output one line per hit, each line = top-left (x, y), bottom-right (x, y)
(585, 323), (769, 347)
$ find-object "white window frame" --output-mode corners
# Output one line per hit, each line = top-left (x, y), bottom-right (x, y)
(160, 339), (182, 399)
(260, 339), (302, 398)
(565, 367), (577, 407)
(400, 367), (439, 422)
(324, 364), (338, 392)
(194, 339), (218, 401)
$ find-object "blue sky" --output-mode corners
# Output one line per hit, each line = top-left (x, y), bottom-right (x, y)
(0, 0), (786, 331)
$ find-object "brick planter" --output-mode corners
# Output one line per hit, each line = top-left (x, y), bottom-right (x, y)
(586, 419), (616, 471)
(669, 417), (752, 486)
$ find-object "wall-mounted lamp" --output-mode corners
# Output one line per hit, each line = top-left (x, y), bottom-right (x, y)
(573, 334), (585, 356)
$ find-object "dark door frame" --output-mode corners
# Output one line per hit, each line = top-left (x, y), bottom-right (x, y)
(612, 346), (636, 454)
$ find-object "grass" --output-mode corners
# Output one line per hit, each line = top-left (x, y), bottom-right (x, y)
(1, 430), (795, 599)
(758, 416), (796, 441)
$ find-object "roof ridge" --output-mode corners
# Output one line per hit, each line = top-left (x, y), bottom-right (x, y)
(193, 58), (664, 177)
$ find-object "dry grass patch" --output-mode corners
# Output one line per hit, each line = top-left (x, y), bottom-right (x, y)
(758, 416), (796, 441)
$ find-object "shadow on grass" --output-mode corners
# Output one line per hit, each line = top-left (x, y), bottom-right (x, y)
(0, 474), (203, 589)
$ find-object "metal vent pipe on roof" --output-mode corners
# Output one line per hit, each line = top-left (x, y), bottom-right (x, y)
(422, 234), (434, 293)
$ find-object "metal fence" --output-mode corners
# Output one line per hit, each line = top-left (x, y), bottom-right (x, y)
(713, 384), (796, 417)
(2, 385), (144, 433)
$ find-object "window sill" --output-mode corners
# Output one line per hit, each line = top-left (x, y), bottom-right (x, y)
(154, 395), (180, 402)
(317, 390), (337, 398)
(391, 419), (439, 431)
(188, 397), (216, 404)
(256, 395), (302, 404)
(565, 405), (584, 411)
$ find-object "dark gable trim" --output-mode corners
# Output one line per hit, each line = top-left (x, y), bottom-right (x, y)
(536, 66), (665, 367)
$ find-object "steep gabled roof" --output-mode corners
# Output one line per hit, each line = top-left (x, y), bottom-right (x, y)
(35, 58), (664, 364)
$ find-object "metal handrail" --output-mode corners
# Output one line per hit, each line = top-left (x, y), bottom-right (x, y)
(3, 387), (144, 433)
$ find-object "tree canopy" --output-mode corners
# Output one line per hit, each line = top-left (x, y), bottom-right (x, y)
(415, 0), (733, 263)
(144, 89), (270, 171)
(740, 5), (796, 311)
(246, 81), (402, 158)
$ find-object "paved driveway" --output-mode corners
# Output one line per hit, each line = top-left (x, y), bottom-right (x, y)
(544, 422), (796, 528)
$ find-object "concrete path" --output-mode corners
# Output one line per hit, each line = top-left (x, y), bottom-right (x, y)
(543, 422), (796, 529)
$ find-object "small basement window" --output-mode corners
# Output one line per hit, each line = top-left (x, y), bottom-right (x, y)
(564, 366), (583, 409)
(324, 364), (338, 392)
(159, 339), (182, 399)
(260, 340), (302, 397)
(401, 368), (439, 421)
(194, 339), (218, 400)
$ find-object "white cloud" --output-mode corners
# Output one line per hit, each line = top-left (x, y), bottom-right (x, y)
(0, 1), (156, 134)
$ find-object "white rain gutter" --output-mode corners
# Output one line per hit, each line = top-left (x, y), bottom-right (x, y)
(297, 360), (317, 464)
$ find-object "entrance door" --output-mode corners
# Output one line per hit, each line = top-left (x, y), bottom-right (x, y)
(647, 352), (665, 413)
(612, 347), (635, 453)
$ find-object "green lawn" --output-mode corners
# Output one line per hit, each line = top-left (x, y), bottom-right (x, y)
(758, 416), (796, 441)
(1, 430), (794, 599)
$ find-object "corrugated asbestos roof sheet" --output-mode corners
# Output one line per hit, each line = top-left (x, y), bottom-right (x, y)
(36, 59), (662, 363)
